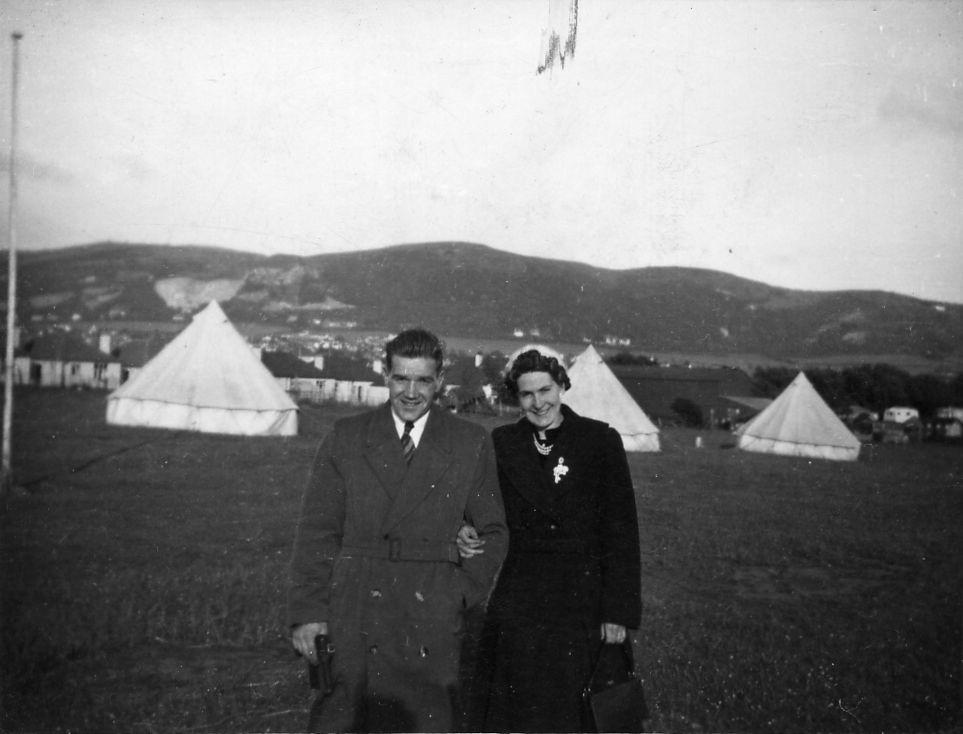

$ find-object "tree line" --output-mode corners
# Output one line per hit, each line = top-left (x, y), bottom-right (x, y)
(454, 348), (963, 420)
(753, 364), (963, 418)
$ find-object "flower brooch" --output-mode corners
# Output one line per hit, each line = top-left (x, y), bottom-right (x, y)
(552, 457), (569, 484)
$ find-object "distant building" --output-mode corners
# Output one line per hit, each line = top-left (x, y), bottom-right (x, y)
(719, 395), (773, 426)
(883, 406), (919, 424)
(261, 349), (327, 399)
(842, 405), (879, 422)
(935, 407), (963, 422)
(318, 352), (380, 382)
(444, 353), (493, 414)
(114, 334), (175, 384)
(610, 364), (758, 426)
(274, 350), (387, 407)
(13, 332), (122, 389)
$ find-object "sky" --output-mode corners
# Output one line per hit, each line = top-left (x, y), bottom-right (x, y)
(1, 0), (961, 304)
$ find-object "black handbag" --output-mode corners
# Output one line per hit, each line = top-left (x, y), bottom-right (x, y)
(583, 640), (649, 732)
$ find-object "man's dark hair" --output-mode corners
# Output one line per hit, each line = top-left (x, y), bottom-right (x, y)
(505, 349), (571, 396)
(385, 328), (445, 374)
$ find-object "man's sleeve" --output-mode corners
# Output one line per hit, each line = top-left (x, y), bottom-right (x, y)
(287, 431), (346, 627)
(460, 430), (508, 608)
(598, 427), (642, 628)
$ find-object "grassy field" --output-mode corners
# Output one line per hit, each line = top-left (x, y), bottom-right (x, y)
(1, 388), (960, 733)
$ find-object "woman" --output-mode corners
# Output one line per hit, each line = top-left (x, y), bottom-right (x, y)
(459, 346), (642, 732)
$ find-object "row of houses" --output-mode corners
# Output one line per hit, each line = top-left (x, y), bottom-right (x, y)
(5, 329), (961, 437)
(259, 350), (389, 406)
(0, 331), (769, 424)
(9, 332), (123, 390)
(3, 329), (445, 411)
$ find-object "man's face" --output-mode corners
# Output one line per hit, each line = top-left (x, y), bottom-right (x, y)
(384, 355), (444, 422)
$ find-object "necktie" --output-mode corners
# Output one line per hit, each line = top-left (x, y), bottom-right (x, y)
(401, 421), (415, 464)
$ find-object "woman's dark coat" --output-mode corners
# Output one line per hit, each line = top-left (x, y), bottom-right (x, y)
(478, 404), (642, 732)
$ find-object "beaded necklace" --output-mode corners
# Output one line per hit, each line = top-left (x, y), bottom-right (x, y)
(533, 433), (554, 455)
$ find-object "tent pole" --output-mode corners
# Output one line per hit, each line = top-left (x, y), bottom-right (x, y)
(2, 32), (23, 496)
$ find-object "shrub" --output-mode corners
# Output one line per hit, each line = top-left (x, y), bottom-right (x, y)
(671, 397), (703, 427)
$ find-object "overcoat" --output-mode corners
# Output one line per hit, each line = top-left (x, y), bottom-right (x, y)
(479, 404), (641, 733)
(288, 403), (508, 733)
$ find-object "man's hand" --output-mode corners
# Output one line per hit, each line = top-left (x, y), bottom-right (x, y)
(292, 621), (328, 660)
(456, 523), (486, 559)
(601, 622), (627, 644)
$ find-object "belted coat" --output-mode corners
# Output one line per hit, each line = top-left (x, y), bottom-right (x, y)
(288, 403), (507, 733)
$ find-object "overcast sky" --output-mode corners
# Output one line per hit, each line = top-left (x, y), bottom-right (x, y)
(2, 0), (961, 303)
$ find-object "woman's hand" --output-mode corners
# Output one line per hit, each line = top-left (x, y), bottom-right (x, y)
(600, 622), (627, 644)
(456, 523), (485, 559)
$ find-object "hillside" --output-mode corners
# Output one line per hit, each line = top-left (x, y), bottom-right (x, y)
(4, 241), (961, 361)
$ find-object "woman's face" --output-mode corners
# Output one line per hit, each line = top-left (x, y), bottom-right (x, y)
(517, 371), (564, 431)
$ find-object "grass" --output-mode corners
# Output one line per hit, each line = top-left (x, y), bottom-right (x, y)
(636, 430), (961, 732)
(1, 388), (960, 733)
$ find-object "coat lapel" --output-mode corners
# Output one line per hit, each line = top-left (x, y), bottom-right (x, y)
(500, 408), (590, 516)
(379, 406), (455, 535)
(363, 404), (408, 500)
(498, 421), (562, 520)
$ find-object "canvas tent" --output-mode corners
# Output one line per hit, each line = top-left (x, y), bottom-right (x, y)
(106, 301), (298, 436)
(734, 371), (860, 461)
(562, 345), (660, 452)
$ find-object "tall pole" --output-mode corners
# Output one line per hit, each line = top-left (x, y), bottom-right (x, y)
(2, 32), (23, 495)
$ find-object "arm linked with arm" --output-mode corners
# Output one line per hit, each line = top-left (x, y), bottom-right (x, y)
(459, 431), (508, 608)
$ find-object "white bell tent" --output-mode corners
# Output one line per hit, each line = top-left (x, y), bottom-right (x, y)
(106, 301), (298, 436)
(734, 371), (860, 461)
(563, 345), (660, 452)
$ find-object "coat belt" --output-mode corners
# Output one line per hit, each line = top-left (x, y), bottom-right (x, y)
(340, 539), (461, 564)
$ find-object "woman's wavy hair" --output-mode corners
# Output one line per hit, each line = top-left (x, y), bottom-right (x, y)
(504, 349), (571, 397)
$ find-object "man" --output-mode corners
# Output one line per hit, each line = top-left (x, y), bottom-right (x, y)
(288, 328), (507, 732)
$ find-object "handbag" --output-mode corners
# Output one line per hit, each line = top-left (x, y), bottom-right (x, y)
(583, 640), (649, 732)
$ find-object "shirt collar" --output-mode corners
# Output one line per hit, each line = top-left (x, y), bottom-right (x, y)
(391, 408), (430, 447)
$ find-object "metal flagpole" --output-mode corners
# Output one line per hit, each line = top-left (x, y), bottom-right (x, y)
(2, 31), (23, 496)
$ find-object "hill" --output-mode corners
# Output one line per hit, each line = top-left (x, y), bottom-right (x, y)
(5, 241), (962, 361)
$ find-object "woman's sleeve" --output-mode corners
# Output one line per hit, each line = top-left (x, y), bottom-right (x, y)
(597, 426), (642, 628)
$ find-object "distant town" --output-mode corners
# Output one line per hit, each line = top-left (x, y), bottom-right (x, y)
(5, 310), (962, 446)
